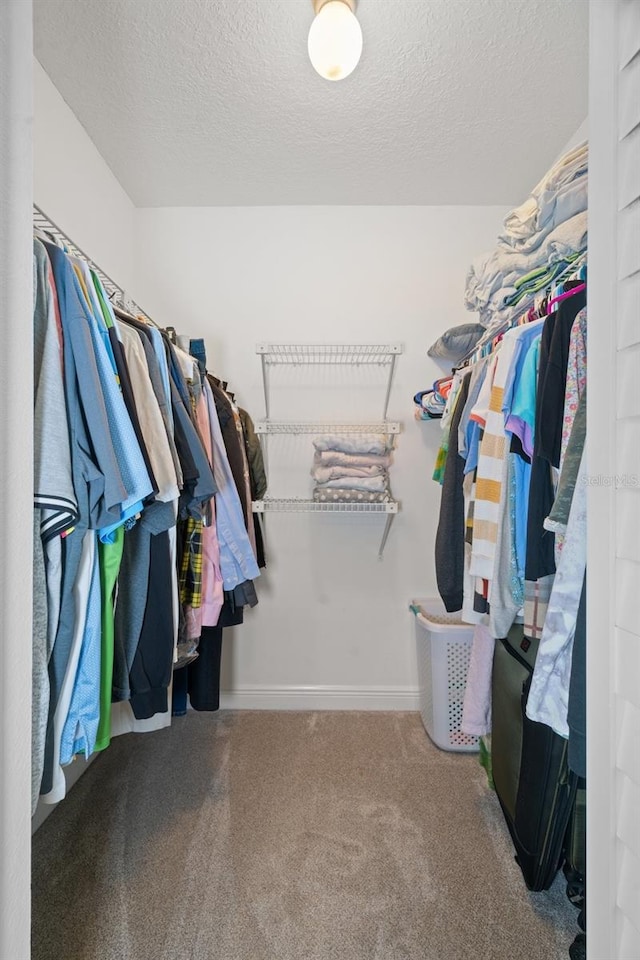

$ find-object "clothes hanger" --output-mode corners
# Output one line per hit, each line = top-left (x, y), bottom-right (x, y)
(34, 227), (54, 244)
(546, 281), (586, 314)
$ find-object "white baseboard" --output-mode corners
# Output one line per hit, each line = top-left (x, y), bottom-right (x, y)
(219, 685), (420, 711)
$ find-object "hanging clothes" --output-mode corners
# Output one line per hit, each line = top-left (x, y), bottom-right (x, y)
(428, 145), (590, 847)
(32, 216), (267, 806)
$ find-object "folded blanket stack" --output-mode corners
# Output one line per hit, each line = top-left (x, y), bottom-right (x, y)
(311, 435), (394, 503)
(464, 142), (588, 328)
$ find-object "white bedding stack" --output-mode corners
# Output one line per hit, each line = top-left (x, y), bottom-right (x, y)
(311, 435), (394, 503)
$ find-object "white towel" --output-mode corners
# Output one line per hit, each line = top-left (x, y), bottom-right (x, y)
(315, 475), (389, 493)
(314, 450), (393, 469)
(502, 142), (587, 241)
(312, 463), (387, 483)
(526, 449), (587, 738)
(465, 212), (587, 313)
(498, 176), (587, 254)
(461, 624), (495, 737)
(313, 434), (392, 457)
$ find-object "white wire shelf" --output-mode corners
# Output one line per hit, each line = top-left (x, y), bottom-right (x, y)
(256, 344), (403, 365)
(254, 420), (401, 435)
(252, 498), (399, 515)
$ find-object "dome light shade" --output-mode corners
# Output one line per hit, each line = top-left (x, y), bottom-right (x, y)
(308, 0), (363, 82)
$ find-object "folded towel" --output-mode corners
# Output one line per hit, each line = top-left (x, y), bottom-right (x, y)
(313, 486), (391, 504)
(314, 450), (393, 470)
(313, 434), (392, 456)
(315, 475), (388, 493)
(498, 176), (587, 254)
(502, 142), (587, 241)
(312, 463), (387, 483)
(465, 211), (587, 314)
(461, 624), (495, 737)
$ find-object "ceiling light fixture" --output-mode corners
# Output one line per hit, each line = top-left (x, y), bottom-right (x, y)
(308, 0), (363, 82)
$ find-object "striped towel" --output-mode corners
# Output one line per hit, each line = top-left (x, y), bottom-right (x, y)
(470, 334), (519, 580)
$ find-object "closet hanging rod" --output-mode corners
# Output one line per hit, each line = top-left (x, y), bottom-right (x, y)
(33, 204), (154, 324)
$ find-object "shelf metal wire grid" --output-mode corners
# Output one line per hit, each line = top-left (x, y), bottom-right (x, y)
(252, 498), (399, 514)
(256, 343), (402, 365)
(254, 421), (401, 435)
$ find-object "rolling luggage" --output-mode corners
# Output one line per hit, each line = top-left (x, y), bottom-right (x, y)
(491, 624), (579, 891)
(565, 783), (587, 960)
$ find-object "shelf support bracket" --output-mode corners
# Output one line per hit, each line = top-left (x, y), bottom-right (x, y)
(382, 352), (398, 420)
(260, 353), (270, 419)
(378, 510), (396, 560)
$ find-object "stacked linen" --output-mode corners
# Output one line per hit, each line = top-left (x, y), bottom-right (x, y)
(464, 143), (588, 327)
(500, 141), (588, 245)
(311, 434), (394, 503)
(464, 210), (587, 320)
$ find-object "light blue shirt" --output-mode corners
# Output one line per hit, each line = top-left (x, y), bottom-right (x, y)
(147, 326), (175, 430)
(76, 275), (153, 535)
(204, 380), (260, 590)
(59, 533), (102, 765)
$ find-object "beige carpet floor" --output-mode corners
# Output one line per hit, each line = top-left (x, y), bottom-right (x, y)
(32, 711), (580, 960)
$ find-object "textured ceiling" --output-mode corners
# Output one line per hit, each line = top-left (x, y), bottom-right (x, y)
(34, 0), (588, 207)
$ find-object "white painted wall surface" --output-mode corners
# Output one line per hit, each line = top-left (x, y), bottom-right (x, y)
(1, 3), (33, 955)
(558, 117), (589, 156)
(135, 206), (507, 706)
(34, 59), (135, 292)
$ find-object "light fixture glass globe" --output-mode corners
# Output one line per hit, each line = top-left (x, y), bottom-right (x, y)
(308, 0), (363, 82)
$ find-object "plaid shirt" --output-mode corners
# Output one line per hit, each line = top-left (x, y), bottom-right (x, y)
(179, 518), (204, 608)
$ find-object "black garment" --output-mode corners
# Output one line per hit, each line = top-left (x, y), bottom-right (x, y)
(239, 408), (267, 568)
(568, 574), (587, 778)
(107, 327), (158, 498)
(435, 372), (471, 612)
(170, 379), (201, 516)
(251, 517), (266, 569)
(525, 313), (557, 582)
(218, 591), (245, 627)
(239, 408), (267, 500)
(174, 589), (246, 715)
(510, 432), (532, 464)
(208, 377), (251, 528)
(187, 627), (224, 711)
(537, 287), (586, 469)
(129, 530), (175, 719)
(233, 580), (258, 609)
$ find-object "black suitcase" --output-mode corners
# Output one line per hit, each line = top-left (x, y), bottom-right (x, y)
(491, 624), (579, 891)
(565, 783), (587, 960)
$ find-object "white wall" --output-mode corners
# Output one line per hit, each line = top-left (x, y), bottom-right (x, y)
(558, 117), (589, 156)
(135, 205), (507, 706)
(34, 59), (135, 291)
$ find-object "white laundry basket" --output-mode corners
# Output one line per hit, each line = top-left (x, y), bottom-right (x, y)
(410, 598), (478, 752)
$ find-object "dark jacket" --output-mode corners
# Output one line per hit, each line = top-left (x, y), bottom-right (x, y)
(435, 372), (471, 612)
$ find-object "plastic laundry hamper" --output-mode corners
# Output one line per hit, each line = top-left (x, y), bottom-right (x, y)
(409, 598), (478, 752)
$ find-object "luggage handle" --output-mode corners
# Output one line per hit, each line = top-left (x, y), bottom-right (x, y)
(497, 633), (535, 676)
